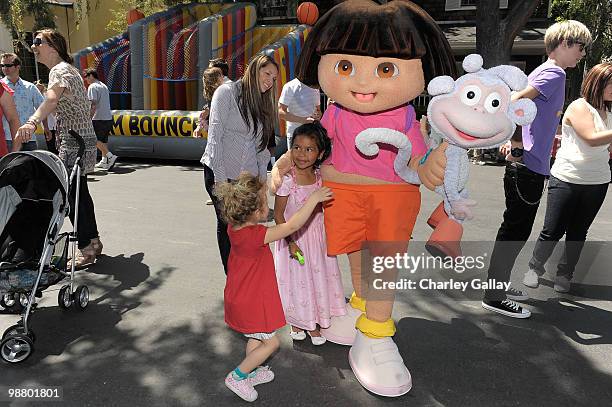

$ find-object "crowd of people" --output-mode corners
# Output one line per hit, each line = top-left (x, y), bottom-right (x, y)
(482, 20), (612, 319)
(0, 10), (609, 403)
(196, 18), (610, 402)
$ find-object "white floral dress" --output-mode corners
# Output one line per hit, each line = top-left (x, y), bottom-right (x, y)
(48, 62), (97, 173)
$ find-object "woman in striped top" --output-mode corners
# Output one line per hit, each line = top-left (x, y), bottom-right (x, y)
(201, 54), (279, 274)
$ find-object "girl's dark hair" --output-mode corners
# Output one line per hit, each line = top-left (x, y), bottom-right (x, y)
(295, 0), (457, 87)
(581, 63), (612, 112)
(35, 28), (73, 64)
(290, 121), (332, 166)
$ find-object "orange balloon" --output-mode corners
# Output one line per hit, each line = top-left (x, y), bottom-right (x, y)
(297, 2), (319, 26)
(127, 8), (145, 25)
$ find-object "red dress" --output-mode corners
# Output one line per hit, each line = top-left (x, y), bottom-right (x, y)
(224, 224), (286, 334)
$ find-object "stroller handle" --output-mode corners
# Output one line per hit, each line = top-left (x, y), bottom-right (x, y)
(68, 129), (86, 160)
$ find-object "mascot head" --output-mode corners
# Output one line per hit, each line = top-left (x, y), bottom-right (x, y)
(295, 0), (457, 114)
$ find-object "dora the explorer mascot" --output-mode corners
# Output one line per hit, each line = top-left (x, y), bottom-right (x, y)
(272, 0), (456, 396)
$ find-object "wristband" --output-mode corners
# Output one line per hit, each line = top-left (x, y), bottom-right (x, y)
(28, 116), (41, 125)
(419, 148), (433, 165)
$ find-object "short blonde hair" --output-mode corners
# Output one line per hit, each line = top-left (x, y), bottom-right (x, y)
(544, 20), (592, 55)
(214, 172), (266, 226)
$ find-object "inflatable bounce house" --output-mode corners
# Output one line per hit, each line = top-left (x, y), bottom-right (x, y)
(72, 2), (313, 159)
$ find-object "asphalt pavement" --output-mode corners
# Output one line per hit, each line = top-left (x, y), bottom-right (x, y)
(1, 159), (611, 406)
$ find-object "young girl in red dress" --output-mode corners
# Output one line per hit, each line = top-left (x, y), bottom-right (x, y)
(214, 172), (332, 402)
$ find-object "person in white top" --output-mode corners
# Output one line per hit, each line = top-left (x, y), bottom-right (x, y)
(278, 78), (321, 146)
(84, 68), (119, 171)
(523, 62), (612, 293)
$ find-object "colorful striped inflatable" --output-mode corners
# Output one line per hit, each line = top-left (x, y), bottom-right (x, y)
(74, 2), (312, 113)
(73, 32), (132, 109)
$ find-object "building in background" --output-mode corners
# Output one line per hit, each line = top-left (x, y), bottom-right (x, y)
(0, 21), (13, 55)
(6, 0), (123, 83)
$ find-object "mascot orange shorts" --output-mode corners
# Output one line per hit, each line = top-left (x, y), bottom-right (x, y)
(322, 181), (421, 255)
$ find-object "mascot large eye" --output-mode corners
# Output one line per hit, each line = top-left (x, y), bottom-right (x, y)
(484, 92), (502, 113)
(334, 60), (355, 77)
(375, 62), (398, 78)
(460, 85), (482, 106)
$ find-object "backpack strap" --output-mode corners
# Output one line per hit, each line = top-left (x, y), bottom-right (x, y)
(403, 105), (415, 133)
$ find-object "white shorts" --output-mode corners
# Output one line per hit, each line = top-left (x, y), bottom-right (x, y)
(244, 331), (276, 340)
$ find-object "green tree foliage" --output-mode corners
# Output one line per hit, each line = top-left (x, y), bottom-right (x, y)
(551, 0), (612, 66)
(550, 0), (612, 100)
(0, 0), (56, 38)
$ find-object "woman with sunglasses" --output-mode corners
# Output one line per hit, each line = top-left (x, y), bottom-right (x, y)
(16, 29), (102, 268)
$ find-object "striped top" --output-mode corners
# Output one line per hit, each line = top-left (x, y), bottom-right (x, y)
(201, 80), (270, 182)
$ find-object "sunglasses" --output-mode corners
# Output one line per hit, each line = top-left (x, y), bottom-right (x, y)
(0, 63), (17, 68)
(32, 38), (49, 47)
(573, 41), (587, 52)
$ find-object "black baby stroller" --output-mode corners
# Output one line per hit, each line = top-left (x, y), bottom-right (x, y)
(0, 130), (90, 364)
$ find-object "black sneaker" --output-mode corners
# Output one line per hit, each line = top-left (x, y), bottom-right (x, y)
(481, 299), (531, 319)
(505, 286), (529, 301)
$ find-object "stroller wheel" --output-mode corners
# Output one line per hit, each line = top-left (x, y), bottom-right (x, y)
(73, 286), (89, 310)
(58, 285), (73, 310)
(2, 325), (36, 343)
(0, 293), (23, 313)
(0, 293), (17, 309)
(1, 335), (34, 364)
(17, 293), (30, 308)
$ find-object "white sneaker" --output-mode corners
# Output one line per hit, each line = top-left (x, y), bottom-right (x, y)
(95, 157), (109, 170)
(225, 372), (258, 402)
(348, 331), (412, 397)
(482, 299), (531, 319)
(523, 269), (539, 288)
(554, 275), (571, 293)
(106, 154), (118, 170)
(247, 366), (274, 386)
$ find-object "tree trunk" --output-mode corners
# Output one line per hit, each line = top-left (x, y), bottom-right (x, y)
(476, 0), (511, 67)
(476, 0), (542, 68)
